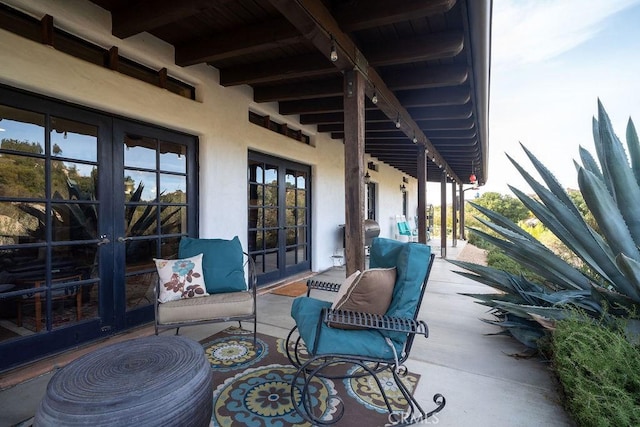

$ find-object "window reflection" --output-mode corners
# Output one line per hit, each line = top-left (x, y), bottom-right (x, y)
(124, 135), (156, 169)
(159, 140), (186, 173)
(0, 105), (45, 155)
(124, 170), (157, 202)
(51, 161), (97, 199)
(0, 155), (45, 198)
(50, 117), (97, 162)
(159, 174), (186, 203)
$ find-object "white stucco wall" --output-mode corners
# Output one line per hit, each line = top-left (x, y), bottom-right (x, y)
(0, 0), (418, 273)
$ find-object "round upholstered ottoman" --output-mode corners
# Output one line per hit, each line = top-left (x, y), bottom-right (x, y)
(34, 335), (213, 426)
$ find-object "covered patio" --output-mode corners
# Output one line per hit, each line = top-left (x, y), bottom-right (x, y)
(0, 242), (573, 426)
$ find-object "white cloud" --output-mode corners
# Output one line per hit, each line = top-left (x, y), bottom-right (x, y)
(493, 0), (640, 69)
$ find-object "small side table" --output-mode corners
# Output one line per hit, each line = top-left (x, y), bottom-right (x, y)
(34, 335), (213, 426)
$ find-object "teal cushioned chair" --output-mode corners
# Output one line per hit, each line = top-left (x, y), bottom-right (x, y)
(286, 237), (444, 425)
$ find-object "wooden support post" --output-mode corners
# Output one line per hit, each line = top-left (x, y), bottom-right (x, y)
(459, 183), (465, 240)
(451, 180), (457, 247)
(440, 171), (447, 258)
(417, 145), (428, 243)
(343, 70), (366, 275)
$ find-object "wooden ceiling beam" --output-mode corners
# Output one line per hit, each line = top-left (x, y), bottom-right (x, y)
(424, 129), (477, 139)
(254, 64), (466, 103)
(333, 0), (457, 32)
(317, 118), (475, 133)
(300, 104), (473, 125)
(176, 18), (302, 66)
(254, 77), (343, 102)
(111, 0), (232, 39)
(409, 105), (473, 120)
(381, 64), (468, 90)
(280, 86), (468, 115)
(396, 86), (470, 107)
(267, 0), (463, 184)
(415, 118), (475, 130)
(366, 32), (464, 67)
(219, 53), (338, 86)
(334, 129), (477, 140)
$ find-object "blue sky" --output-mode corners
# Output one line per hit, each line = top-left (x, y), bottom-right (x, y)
(481, 0), (640, 195)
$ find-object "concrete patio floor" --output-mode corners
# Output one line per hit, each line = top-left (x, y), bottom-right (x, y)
(0, 241), (575, 426)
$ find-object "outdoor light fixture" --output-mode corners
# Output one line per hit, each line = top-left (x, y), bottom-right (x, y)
(371, 91), (378, 104)
(330, 37), (338, 62)
(400, 183), (407, 193)
(412, 133), (417, 144)
(469, 161), (477, 184)
(395, 114), (401, 128)
(364, 171), (371, 183)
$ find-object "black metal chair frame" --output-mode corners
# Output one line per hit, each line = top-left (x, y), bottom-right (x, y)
(285, 254), (445, 426)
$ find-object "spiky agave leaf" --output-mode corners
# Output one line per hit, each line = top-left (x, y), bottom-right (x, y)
(517, 143), (583, 221)
(469, 223), (592, 290)
(467, 201), (537, 243)
(627, 118), (640, 187)
(595, 101), (640, 245)
(578, 166), (640, 276)
(578, 146), (603, 179)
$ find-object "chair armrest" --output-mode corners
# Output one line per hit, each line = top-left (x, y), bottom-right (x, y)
(305, 279), (341, 296)
(321, 308), (429, 338)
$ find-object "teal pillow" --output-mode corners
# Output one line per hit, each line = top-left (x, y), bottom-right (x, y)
(368, 237), (431, 346)
(178, 236), (247, 294)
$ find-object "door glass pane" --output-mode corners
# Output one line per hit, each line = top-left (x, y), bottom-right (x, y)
(159, 174), (186, 203)
(51, 161), (97, 199)
(264, 164), (277, 184)
(124, 135), (156, 169)
(0, 105), (45, 154)
(52, 202), (98, 241)
(159, 140), (186, 173)
(124, 170), (157, 202)
(8, 202), (46, 243)
(125, 206), (158, 238)
(0, 155), (45, 198)
(50, 117), (97, 162)
(161, 206), (186, 235)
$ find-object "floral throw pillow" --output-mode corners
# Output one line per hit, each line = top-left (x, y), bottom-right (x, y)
(154, 253), (208, 303)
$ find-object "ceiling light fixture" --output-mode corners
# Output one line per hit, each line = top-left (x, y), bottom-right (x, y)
(330, 37), (338, 62)
(371, 91), (378, 104)
(395, 114), (401, 128)
(412, 133), (417, 144)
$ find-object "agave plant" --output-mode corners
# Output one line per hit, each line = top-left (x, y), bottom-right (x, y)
(449, 101), (640, 348)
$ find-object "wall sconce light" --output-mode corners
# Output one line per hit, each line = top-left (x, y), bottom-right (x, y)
(400, 183), (407, 193)
(330, 37), (338, 62)
(364, 171), (371, 183)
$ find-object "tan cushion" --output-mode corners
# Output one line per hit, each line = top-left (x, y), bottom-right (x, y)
(330, 267), (396, 329)
(158, 291), (253, 324)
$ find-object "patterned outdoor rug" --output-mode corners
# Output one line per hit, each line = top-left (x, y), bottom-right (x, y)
(202, 327), (420, 427)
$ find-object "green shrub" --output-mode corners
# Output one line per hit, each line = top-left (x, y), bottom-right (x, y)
(552, 318), (640, 427)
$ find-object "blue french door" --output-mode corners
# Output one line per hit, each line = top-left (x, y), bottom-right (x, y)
(248, 151), (311, 285)
(0, 86), (197, 370)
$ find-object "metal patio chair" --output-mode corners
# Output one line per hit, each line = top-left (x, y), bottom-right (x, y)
(286, 237), (445, 425)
